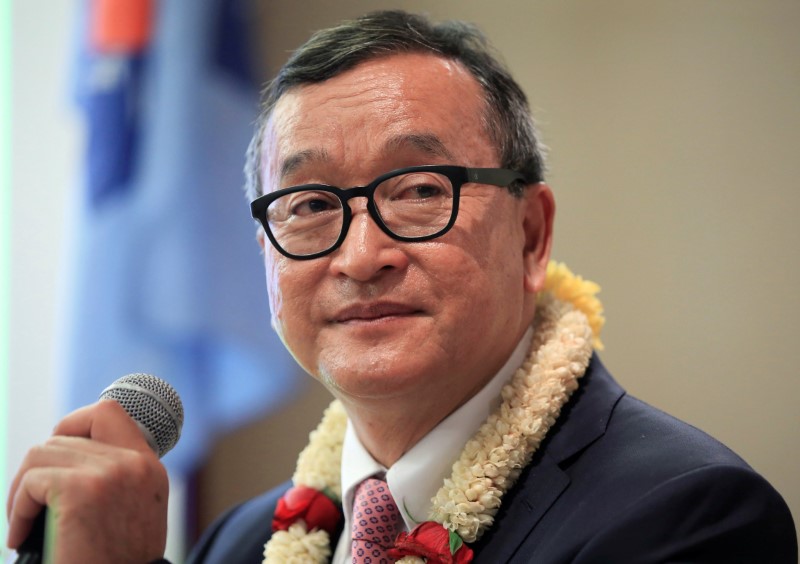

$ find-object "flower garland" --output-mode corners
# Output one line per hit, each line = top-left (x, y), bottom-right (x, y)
(264, 261), (603, 563)
(543, 261), (605, 350)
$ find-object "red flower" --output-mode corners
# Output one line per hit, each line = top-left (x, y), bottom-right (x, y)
(388, 522), (474, 564)
(272, 486), (342, 535)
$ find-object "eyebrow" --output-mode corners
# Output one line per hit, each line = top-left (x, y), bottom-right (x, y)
(384, 132), (455, 161)
(279, 148), (331, 180)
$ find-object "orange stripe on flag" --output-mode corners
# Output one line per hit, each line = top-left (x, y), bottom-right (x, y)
(90, 0), (153, 53)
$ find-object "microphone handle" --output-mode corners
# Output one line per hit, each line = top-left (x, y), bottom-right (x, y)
(14, 509), (46, 564)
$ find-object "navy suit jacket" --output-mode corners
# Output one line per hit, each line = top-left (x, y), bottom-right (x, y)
(188, 357), (797, 563)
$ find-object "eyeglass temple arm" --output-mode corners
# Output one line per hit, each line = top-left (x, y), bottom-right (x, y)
(467, 168), (526, 187)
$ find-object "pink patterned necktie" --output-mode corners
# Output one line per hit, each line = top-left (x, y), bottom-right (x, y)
(351, 477), (402, 563)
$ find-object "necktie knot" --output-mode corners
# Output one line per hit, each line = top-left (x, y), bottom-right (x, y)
(352, 477), (401, 563)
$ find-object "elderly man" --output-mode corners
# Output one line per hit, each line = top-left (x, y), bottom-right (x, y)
(7, 10), (796, 564)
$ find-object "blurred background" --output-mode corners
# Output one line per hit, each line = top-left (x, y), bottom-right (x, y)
(5, 0), (799, 560)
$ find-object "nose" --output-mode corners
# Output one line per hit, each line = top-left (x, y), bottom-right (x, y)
(328, 202), (409, 281)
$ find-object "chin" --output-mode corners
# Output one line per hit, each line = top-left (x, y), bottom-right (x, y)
(320, 361), (438, 402)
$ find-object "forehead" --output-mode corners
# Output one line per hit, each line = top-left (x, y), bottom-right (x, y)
(261, 52), (497, 187)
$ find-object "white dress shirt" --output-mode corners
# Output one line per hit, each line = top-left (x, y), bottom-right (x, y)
(332, 327), (533, 563)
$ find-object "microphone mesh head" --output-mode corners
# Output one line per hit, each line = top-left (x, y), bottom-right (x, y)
(99, 373), (184, 458)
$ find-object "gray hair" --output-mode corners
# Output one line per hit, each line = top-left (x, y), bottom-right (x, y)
(244, 10), (546, 201)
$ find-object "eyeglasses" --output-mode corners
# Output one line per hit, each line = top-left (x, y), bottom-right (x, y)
(250, 165), (525, 260)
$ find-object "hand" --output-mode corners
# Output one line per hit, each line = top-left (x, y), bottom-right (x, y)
(6, 400), (169, 563)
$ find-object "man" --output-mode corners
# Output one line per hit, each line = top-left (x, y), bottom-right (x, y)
(7, 10), (797, 563)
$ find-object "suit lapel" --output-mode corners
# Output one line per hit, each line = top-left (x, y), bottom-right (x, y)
(471, 450), (569, 563)
(470, 355), (625, 562)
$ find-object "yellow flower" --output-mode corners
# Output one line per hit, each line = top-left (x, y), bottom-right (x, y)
(542, 261), (605, 350)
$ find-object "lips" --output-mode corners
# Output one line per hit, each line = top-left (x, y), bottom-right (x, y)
(332, 302), (422, 323)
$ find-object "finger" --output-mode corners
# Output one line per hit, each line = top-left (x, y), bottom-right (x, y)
(54, 399), (151, 452)
(7, 440), (162, 547)
(6, 466), (60, 548)
(7, 399), (152, 521)
(6, 440), (73, 519)
(6, 436), (124, 519)
(5, 441), (65, 520)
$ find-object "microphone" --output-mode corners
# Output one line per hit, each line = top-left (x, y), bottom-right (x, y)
(98, 373), (184, 457)
(14, 373), (184, 564)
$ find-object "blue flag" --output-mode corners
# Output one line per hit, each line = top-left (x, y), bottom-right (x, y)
(65, 0), (299, 474)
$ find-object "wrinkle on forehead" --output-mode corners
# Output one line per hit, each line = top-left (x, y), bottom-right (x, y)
(294, 65), (405, 116)
(277, 132), (456, 186)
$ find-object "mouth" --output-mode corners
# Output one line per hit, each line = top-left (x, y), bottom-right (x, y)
(332, 302), (423, 323)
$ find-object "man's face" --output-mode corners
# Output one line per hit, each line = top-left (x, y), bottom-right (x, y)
(259, 53), (553, 409)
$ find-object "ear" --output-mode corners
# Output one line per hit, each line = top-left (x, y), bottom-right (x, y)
(521, 183), (555, 294)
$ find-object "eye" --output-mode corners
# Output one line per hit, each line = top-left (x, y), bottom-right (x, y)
(382, 173), (452, 201)
(267, 190), (342, 224)
(288, 191), (341, 216)
(405, 183), (443, 199)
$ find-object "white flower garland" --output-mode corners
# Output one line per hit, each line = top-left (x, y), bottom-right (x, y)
(428, 295), (592, 543)
(264, 279), (597, 562)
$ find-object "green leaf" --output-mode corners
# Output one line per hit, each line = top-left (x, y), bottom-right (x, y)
(449, 530), (463, 555)
(321, 486), (340, 503)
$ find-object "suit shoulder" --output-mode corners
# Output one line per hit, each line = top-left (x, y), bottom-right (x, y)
(572, 462), (798, 562)
(602, 392), (752, 472)
(505, 363), (797, 562)
(187, 481), (291, 564)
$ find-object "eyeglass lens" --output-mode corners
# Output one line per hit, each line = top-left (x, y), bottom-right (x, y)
(266, 170), (455, 257)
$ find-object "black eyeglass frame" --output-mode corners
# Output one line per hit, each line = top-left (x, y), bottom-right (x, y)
(250, 165), (526, 260)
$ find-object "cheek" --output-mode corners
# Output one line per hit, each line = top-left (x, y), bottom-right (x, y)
(452, 207), (525, 284)
(433, 211), (527, 322)
(264, 252), (300, 337)
(263, 252), (324, 370)
(425, 237), (521, 320)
